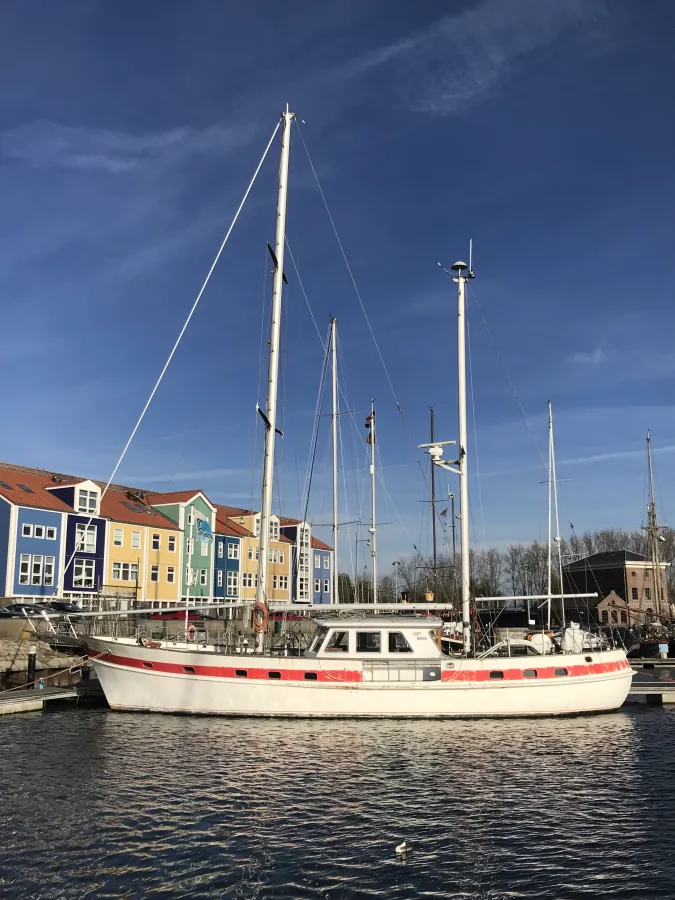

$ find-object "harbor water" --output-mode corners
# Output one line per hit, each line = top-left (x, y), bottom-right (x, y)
(1, 706), (675, 899)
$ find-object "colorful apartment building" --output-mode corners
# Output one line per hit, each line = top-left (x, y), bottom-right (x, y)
(148, 491), (216, 604)
(311, 536), (333, 604)
(279, 518), (312, 603)
(217, 506), (292, 603)
(214, 507), (251, 601)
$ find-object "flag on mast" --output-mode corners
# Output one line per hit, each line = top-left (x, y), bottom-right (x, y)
(365, 411), (375, 444)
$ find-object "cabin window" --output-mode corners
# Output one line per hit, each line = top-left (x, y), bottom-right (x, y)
(356, 632), (381, 653)
(585, 656), (593, 663)
(304, 672), (318, 680)
(183, 666), (195, 674)
(601, 610), (608, 624)
(268, 671), (281, 679)
(388, 632), (413, 653)
(325, 631), (349, 652)
(235, 669), (247, 677)
(309, 626), (329, 653)
(523, 669), (537, 679)
(554, 668), (568, 677)
(489, 671), (504, 680)
(142, 662), (153, 669)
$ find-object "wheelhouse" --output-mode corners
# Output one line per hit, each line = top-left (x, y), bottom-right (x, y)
(305, 616), (444, 659)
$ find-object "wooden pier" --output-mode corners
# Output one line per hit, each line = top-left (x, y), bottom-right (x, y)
(0, 685), (78, 715)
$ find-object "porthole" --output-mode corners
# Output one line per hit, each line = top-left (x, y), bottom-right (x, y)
(183, 666), (195, 674)
(268, 671), (281, 679)
(523, 669), (537, 679)
(142, 662), (153, 669)
(554, 667), (568, 677)
(489, 671), (504, 680)
(235, 669), (247, 678)
(584, 656), (593, 663)
(304, 672), (318, 681)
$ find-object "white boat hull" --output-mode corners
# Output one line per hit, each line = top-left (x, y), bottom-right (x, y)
(87, 637), (633, 718)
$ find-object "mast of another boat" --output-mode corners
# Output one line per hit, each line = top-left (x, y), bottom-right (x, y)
(549, 403), (565, 628)
(331, 316), (339, 603)
(547, 404), (553, 630)
(257, 106), (294, 617)
(430, 406), (438, 593)
(451, 258), (474, 655)
(646, 430), (664, 618)
(368, 399), (377, 604)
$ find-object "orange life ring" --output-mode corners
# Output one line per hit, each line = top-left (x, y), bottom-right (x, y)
(252, 601), (269, 634)
(186, 624), (197, 642)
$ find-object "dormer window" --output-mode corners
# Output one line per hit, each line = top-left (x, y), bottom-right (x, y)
(77, 489), (98, 515)
(254, 517), (260, 537)
(269, 520), (279, 541)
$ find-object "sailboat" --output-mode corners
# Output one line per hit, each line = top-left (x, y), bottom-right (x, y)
(85, 108), (632, 716)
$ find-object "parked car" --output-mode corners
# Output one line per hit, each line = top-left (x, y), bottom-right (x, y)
(3, 603), (50, 616)
(46, 601), (82, 614)
(0, 606), (14, 617)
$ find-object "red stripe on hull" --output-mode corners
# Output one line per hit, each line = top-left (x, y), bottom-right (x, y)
(441, 659), (630, 682)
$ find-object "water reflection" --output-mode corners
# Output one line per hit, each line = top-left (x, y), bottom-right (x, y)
(2, 708), (675, 899)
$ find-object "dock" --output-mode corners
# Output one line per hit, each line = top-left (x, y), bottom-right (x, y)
(0, 685), (78, 715)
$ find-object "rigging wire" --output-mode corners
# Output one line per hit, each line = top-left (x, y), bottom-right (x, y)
(56, 117), (282, 587)
(294, 119), (430, 490)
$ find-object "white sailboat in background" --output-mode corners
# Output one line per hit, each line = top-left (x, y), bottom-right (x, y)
(85, 108), (632, 717)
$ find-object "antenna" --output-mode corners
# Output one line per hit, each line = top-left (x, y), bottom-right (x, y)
(469, 238), (473, 275)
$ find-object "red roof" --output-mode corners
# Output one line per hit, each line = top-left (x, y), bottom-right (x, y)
(147, 489), (215, 507)
(100, 489), (179, 531)
(214, 506), (254, 538)
(279, 516), (302, 526)
(311, 536), (333, 551)
(0, 467), (73, 512)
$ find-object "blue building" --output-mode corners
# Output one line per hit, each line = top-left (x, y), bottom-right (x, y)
(45, 479), (107, 599)
(311, 537), (333, 605)
(214, 507), (247, 602)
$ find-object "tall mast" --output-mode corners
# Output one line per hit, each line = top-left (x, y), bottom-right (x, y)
(330, 316), (339, 604)
(451, 260), (473, 654)
(257, 106), (294, 609)
(547, 402), (553, 630)
(368, 400), (377, 604)
(430, 406), (438, 587)
(549, 402), (565, 628)
(646, 430), (663, 617)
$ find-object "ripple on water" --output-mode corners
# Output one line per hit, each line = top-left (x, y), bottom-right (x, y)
(1, 707), (675, 899)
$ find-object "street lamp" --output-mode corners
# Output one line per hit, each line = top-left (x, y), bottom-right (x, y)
(392, 561), (401, 602)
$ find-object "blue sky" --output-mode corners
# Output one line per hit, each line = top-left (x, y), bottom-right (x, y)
(2, 0), (675, 578)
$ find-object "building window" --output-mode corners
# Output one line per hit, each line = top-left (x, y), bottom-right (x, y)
(77, 489), (98, 514)
(242, 573), (253, 588)
(601, 610), (608, 624)
(167, 566), (175, 584)
(314, 578), (320, 592)
(269, 548), (277, 563)
(186, 566), (193, 583)
(217, 570), (223, 588)
(74, 558), (95, 588)
(44, 556), (55, 587)
(631, 587), (638, 601)
(314, 554), (320, 569)
(132, 531), (141, 549)
(19, 554), (30, 584)
(279, 550), (285, 564)
(299, 577), (309, 599)
(199, 569), (207, 586)
(75, 524), (97, 553)
(186, 539), (193, 555)
(620, 611), (627, 624)
(227, 543), (239, 560)
(254, 517), (260, 537)
(218, 542), (224, 559)
(112, 562), (138, 582)
(270, 520), (279, 541)
(610, 609), (618, 624)
(200, 541), (208, 557)
(114, 528), (123, 547)
(34, 525), (45, 539)
(273, 575), (278, 589)
(227, 571), (238, 596)
(187, 512), (193, 526)
(151, 565), (159, 583)
(300, 529), (309, 547)
(168, 535), (176, 552)
(152, 534), (160, 551)
(46, 527), (56, 540)
(21, 524), (33, 538)
(279, 575), (288, 590)
(324, 557), (329, 569)
(30, 556), (43, 585)
(645, 588), (651, 601)
(324, 579), (330, 594)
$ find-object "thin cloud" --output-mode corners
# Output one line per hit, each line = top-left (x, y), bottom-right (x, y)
(0, 120), (256, 174)
(570, 347), (606, 365)
(336, 0), (610, 115)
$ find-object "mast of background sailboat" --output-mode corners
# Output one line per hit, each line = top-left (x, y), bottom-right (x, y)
(430, 406), (438, 589)
(646, 430), (663, 617)
(330, 316), (339, 604)
(451, 259), (473, 655)
(369, 400), (377, 604)
(547, 403), (553, 630)
(549, 402), (565, 629)
(257, 107), (294, 612)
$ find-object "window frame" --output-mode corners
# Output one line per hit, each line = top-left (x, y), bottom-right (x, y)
(151, 533), (160, 551)
(113, 528), (124, 547)
(167, 566), (175, 584)
(356, 631), (381, 653)
(131, 531), (141, 549)
(150, 565), (159, 583)
(46, 526), (57, 540)
(21, 524), (33, 538)
(168, 535), (176, 552)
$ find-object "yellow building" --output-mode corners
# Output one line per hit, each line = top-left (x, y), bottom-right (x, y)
(101, 489), (182, 607)
(216, 506), (291, 604)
